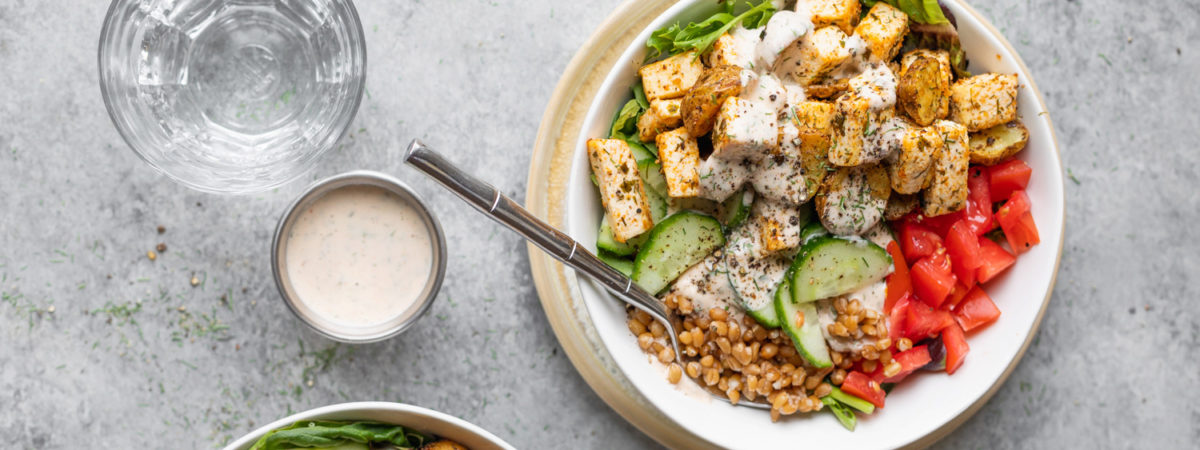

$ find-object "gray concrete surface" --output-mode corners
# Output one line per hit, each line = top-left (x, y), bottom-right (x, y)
(0, 0), (1197, 448)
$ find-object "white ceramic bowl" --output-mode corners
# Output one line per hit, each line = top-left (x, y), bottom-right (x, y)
(224, 402), (515, 450)
(563, 1), (1065, 448)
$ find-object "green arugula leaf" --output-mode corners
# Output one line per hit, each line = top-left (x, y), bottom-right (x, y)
(862, 0), (949, 25)
(609, 99), (642, 141)
(632, 81), (649, 109)
(644, 1), (777, 61)
(250, 421), (429, 450)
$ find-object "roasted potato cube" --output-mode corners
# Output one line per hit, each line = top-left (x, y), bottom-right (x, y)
(421, 440), (468, 450)
(888, 123), (945, 194)
(706, 28), (757, 69)
(815, 164), (890, 236)
(655, 128), (702, 198)
(827, 93), (871, 166)
(885, 193), (919, 221)
(712, 96), (778, 162)
(586, 139), (654, 242)
(922, 121), (970, 216)
(639, 51), (706, 101)
(949, 73), (1020, 131)
(637, 98), (683, 142)
(854, 2), (909, 63)
(791, 100), (837, 144)
(776, 26), (852, 86)
(798, 0), (861, 34)
(683, 65), (745, 136)
(804, 79), (849, 99)
(781, 102), (837, 202)
(968, 120), (1029, 166)
(898, 49), (952, 126)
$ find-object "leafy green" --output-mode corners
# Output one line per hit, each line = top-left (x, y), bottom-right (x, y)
(862, 0), (949, 25)
(821, 396), (858, 431)
(901, 21), (971, 78)
(249, 421), (429, 450)
(644, 0), (777, 61)
(607, 83), (658, 164)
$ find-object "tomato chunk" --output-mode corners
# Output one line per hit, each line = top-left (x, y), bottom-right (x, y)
(884, 241), (912, 314)
(943, 282), (971, 311)
(976, 237), (1016, 283)
(882, 345), (933, 383)
(942, 322), (970, 375)
(963, 167), (995, 235)
(954, 286), (1002, 332)
(841, 371), (886, 409)
(945, 221), (981, 288)
(910, 249), (956, 308)
(904, 299), (955, 340)
(898, 220), (944, 260)
(995, 190), (1040, 254)
(888, 294), (913, 344)
(988, 159), (1033, 202)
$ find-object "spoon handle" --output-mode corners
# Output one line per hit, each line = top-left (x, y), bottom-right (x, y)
(403, 140), (676, 341)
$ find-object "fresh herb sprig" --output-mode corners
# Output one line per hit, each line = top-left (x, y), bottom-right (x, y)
(862, 0), (949, 25)
(645, 0), (777, 61)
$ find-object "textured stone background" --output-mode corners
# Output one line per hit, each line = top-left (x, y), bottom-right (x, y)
(1, 0), (1197, 448)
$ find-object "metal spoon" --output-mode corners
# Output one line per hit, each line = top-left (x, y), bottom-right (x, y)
(404, 140), (767, 410)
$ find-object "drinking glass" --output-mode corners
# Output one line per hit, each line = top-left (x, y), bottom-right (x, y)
(99, 0), (366, 194)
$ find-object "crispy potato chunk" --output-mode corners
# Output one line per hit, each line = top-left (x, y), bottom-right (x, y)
(639, 51), (706, 101)
(587, 139), (654, 242)
(816, 164), (891, 236)
(888, 123), (944, 194)
(854, 2), (909, 63)
(656, 128), (702, 198)
(798, 0), (861, 34)
(968, 120), (1029, 166)
(682, 65), (745, 136)
(922, 121), (970, 217)
(791, 101), (838, 200)
(776, 26), (853, 86)
(885, 193), (919, 221)
(420, 440), (468, 450)
(949, 73), (1020, 131)
(637, 98), (683, 142)
(898, 49), (952, 126)
(804, 79), (849, 99)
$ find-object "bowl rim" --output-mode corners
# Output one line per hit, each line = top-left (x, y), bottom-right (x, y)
(527, 0), (1065, 447)
(97, 0), (369, 194)
(222, 401), (516, 450)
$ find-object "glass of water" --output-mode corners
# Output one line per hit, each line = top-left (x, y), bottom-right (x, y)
(99, 0), (366, 194)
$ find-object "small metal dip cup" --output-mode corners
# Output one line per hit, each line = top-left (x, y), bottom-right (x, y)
(271, 170), (447, 343)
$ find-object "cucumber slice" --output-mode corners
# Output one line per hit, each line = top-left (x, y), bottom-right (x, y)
(829, 386), (876, 414)
(632, 212), (725, 294)
(638, 160), (668, 197)
(799, 221), (829, 246)
(775, 294), (832, 368)
(821, 396), (857, 431)
(790, 236), (892, 305)
(717, 188), (754, 229)
(596, 216), (645, 256)
(646, 188), (668, 223)
(724, 223), (786, 328)
(598, 251), (635, 277)
(628, 139), (656, 164)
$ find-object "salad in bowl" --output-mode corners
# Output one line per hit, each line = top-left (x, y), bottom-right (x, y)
(581, 0), (1049, 431)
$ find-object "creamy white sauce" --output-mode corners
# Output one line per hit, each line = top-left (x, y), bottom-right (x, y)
(698, 156), (751, 202)
(668, 253), (741, 320)
(724, 26), (763, 69)
(285, 185), (434, 328)
(849, 63), (898, 110)
(756, 11), (813, 69)
(818, 166), (887, 236)
(723, 217), (790, 310)
(829, 35), (870, 80)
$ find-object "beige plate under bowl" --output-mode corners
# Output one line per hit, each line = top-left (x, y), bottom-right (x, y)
(525, 0), (1065, 448)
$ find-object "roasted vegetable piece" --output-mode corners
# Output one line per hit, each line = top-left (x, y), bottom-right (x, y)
(949, 73), (1019, 131)
(968, 120), (1029, 166)
(897, 49), (952, 126)
(682, 64), (744, 136)
(421, 440), (469, 450)
(803, 79), (849, 99)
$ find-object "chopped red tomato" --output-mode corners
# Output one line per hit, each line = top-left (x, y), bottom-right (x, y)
(995, 190), (1040, 254)
(945, 221), (981, 288)
(976, 237), (1016, 283)
(898, 220), (944, 260)
(841, 371), (886, 409)
(884, 241), (911, 314)
(942, 322), (970, 375)
(904, 299), (955, 340)
(911, 249), (956, 308)
(963, 167), (995, 235)
(954, 286), (1002, 332)
(988, 159), (1033, 202)
(888, 294), (913, 344)
(882, 345), (932, 383)
(943, 282), (971, 311)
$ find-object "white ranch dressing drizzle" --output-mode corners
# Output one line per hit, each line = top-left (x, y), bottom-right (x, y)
(285, 185), (434, 328)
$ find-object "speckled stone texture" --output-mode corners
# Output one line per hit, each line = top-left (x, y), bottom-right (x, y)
(0, 0), (1196, 448)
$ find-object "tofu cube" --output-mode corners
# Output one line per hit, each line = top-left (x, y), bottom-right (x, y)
(922, 121), (970, 216)
(949, 73), (1020, 131)
(827, 93), (871, 166)
(639, 51), (706, 101)
(797, 0), (861, 34)
(637, 98), (684, 142)
(854, 2), (909, 63)
(586, 139), (655, 242)
(655, 128), (701, 198)
(776, 26), (852, 86)
(790, 100), (837, 148)
(757, 201), (805, 253)
(706, 28), (758, 69)
(888, 123), (944, 194)
(711, 97), (778, 161)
